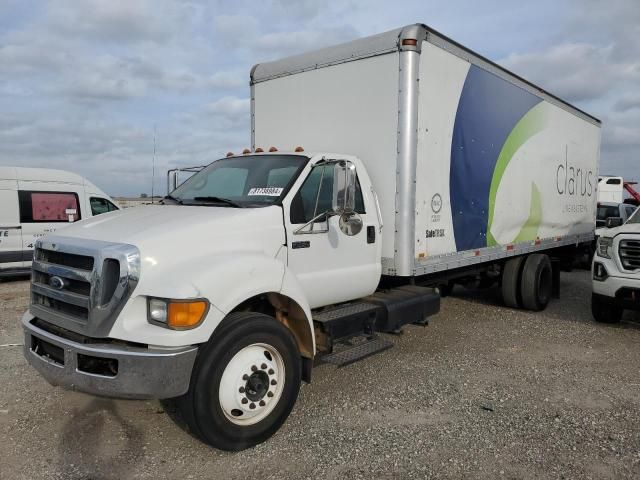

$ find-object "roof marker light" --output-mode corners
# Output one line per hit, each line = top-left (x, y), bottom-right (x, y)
(226, 152), (234, 157)
(402, 39), (417, 46)
(242, 148), (251, 155)
(255, 147), (264, 153)
(294, 146), (304, 152)
(269, 147), (278, 152)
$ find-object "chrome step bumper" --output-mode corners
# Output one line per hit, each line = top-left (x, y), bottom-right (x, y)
(22, 313), (198, 400)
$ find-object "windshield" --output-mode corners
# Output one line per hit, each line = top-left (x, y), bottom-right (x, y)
(627, 208), (640, 224)
(170, 154), (308, 207)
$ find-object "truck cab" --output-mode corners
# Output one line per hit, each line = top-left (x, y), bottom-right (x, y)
(592, 208), (640, 323)
(22, 151), (433, 450)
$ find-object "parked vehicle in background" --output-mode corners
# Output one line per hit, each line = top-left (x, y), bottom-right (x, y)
(597, 176), (640, 206)
(0, 167), (118, 277)
(596, 202), (637, 237)
(21, 24), (600, 451)
(592, 208), (640, 323)
(598, 176), (625, 203)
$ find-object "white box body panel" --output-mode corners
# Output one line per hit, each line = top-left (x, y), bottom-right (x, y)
(252, 24), (601, 276)
(253, 53), (400, 261)
(415, 41), (601, 272)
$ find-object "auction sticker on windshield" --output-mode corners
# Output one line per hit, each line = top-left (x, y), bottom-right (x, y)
(248, 187), (283, 196)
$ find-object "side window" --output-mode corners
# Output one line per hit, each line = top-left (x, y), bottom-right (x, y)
(625, 205), (636, 219)
(290, 165), (365, 224)
(91, 197), (118, 215)
(18, 191), (81, 223)
(90, 197), (109, 215)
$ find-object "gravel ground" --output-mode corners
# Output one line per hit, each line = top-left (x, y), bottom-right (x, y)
(1, 270), (640, 480)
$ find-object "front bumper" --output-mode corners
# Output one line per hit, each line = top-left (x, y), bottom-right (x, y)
(22, 313), (198, 400)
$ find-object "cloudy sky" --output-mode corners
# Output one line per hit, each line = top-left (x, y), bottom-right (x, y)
(0, 0), (638, 196)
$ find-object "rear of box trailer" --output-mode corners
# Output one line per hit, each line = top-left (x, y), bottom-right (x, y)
(251, 24), (601, 277)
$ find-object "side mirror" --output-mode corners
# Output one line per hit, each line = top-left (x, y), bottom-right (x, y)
(606, 217), (624, 228)
(332, 161), (357, 215)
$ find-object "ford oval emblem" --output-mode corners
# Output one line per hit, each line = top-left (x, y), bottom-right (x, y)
(49, 276), (67, 290)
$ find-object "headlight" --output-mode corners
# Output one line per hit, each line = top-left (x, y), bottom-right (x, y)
(147, 297), (209, 330)
(596, 236), (613, 259)
(148, 298), (168, 322)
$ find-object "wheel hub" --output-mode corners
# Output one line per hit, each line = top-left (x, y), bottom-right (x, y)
(245, 371), (269, 402)
(218, 343), (285, 426)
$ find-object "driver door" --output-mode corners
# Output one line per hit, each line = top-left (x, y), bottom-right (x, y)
(282, 160), (381, 309)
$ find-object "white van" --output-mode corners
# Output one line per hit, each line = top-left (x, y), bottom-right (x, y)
(0, 167), (119, 277)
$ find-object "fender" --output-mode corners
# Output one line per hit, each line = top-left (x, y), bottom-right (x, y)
(111, 252), (315, 354)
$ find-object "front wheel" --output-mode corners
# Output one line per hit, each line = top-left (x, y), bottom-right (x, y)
(177, 312), (301, 450)
(591, 294), (623, 324)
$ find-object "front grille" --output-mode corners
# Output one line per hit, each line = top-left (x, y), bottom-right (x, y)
(32, 248), (94, 323)
(29, 238), (137, 337)
(619, 239), (640, 271)
(35, 248), (94, 271)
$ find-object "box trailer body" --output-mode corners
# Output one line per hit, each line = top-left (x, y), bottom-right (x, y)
(252, 24), (601, 277)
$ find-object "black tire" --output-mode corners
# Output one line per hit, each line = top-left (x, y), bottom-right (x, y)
(591, 294), (623, 324)
(502, 256), (525, 308)
(521, 254), (553, 311)
(438, 282), (453, 297)
(177, 312), (301, 451)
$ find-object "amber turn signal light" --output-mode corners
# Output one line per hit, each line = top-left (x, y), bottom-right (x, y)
(167, 301), (208, 329)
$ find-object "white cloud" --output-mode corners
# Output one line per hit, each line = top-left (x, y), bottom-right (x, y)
(614, 96), (640, 113)
(0, 0), (639, 194)
(206, 96), (250, 118)
(500, 43), (630, 103)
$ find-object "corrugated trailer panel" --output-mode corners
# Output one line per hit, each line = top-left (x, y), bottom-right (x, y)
(414, 40), (601, 274)
(253, 53), (401, 262)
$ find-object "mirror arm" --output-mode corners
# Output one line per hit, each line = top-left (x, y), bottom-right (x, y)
(371, 186), (383, 232)
(293, 211), (335, 235)
(310, 166), (326, 233)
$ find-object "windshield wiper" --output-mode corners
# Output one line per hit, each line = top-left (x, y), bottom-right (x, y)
(163, 194), (183, 204)
(193, 196), (243, 208)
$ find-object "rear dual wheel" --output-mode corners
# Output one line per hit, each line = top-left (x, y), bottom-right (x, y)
(502, 254), (552, 311)
(177, 312), (301, 451)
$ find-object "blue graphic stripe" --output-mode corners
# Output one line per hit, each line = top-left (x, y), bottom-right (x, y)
(449, 65), (542, 251)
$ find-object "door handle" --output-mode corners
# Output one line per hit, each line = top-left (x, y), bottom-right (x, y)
(367, 226), (375, 244)
(291, 241), (310, 249)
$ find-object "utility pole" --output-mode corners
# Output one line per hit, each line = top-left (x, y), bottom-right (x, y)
(151, 124), (156, 203)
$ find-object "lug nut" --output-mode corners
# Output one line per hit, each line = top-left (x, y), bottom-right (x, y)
(251, 365), (257, 372)
(271, 379), (277, 386)
(261, 363), (267, 369)
(267, 391), (274, 398)
(268, 368), (274, 375)
(259, 400), (265, 407)
(249, 403), (256, 410)
(239, 387), (245, 393)
(241, 398), (248, 404)
(242, 374), (249, 380)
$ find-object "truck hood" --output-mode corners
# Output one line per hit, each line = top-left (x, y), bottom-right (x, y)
(601, 222), (640, 238)
(55, 204), (286, 259)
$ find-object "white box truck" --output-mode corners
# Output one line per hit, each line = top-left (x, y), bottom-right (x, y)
(0, 167), (119, 278)
(22, 24), (600, 450)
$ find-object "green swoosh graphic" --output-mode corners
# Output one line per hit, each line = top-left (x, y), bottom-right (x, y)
(513, 182), (542, 243)
(487, 102), (549, 246)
